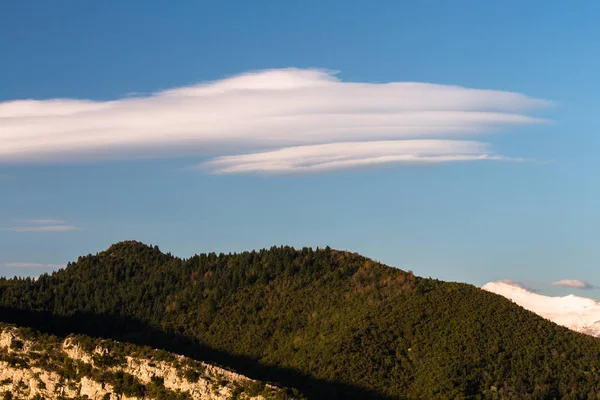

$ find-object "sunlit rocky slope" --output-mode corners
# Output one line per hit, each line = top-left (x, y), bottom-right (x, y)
(0, 324), (289, 400)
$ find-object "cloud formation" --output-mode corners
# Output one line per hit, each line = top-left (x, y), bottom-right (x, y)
(0, 68), (551, 173)
(203, 140), (518, 174)
(7, 225), (81, 232)
(3, 263), (63, 269)
(5, 219), (81, 233)
(25, 218), (66, 225)
(551, 279), (595, 290)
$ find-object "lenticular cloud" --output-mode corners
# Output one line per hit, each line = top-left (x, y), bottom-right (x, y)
(0, 68), (551, 173)
(204, 140), (516, 174)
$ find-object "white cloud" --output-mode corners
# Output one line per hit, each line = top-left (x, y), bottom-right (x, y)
(3, 262), (63, 269)
(551, 279), (595, 290)
(0, 68), (551, 173)
(202, 140), (518, 174)
(4, 219), (82, 233)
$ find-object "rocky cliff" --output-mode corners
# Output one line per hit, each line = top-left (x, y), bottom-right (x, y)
(0, 325), (290, 400)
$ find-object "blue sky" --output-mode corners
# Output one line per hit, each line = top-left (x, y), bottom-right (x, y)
(1, 1), (599, 297)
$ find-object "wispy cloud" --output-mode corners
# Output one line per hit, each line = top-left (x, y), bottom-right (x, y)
(202, 140), (522, 174)
(495, 278), (596, 291)
(25, 218), (66, 225)
(3, 262), (63, 269)
(0, 68), (551, 173)
(499, 279), (539, 292)
(551, 279), (595, 290)
(6, 225), (81, 232)
(4, 219), (82, 233)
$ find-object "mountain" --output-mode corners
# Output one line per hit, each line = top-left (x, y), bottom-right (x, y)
(0, 323), (289, 400)
(2, 241), (600, 399)
(482, 281), (600, 337)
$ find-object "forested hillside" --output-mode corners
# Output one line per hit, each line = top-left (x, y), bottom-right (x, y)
(1, 241), (600, 399)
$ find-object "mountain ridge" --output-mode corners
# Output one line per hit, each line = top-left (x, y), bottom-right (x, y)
(2, 242), (600, 399)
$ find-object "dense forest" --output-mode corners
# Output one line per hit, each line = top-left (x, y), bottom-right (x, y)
(1, 241), (600, 399)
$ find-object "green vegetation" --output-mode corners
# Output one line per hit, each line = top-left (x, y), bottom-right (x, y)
(0, 324), (288, 400)
(1, 241), (600, 398)
(0, 325), (198, 399)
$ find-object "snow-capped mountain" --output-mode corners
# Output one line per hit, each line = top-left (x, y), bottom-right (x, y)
(482, 281), (600, 337)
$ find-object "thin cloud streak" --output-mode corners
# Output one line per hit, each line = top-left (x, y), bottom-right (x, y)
(3, 262), (64, 269)
(5, 225), (82, 232)
(202, 140), (519, 174)
(5, 218), (82, 232)
(498, 278), (595, 291)
(25, 218), (66, 225)
(552, 279), (595, 290)
(0, 68), (551, 173)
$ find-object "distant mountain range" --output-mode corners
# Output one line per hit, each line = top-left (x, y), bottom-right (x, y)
(1, 241), (600, 399)
(483, 281), (600, 337)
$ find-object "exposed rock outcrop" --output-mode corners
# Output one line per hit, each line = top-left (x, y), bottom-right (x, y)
(0, 326), (289, 400)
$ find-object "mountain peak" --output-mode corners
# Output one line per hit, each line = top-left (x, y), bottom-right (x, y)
(102, 241), (162, 256)
(105, 240), (157, 251)
(95, 241), (175, 266)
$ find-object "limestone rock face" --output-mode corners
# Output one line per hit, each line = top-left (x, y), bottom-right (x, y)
(0, 327), (286, 400)
(0, 364), (122, 400)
